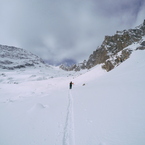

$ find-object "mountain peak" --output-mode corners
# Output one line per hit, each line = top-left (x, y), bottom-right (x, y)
(0, 45), (48, 70)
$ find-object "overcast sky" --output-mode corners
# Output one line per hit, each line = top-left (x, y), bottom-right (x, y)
(0, 0), (145, 65)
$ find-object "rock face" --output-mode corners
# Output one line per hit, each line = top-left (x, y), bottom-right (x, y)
(0, 45), (48, 70)
(60, 20), (145, 72)
(136, 41), (145, 50)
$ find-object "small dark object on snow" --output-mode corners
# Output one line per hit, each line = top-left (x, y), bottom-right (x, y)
(69, 81), (74, 89)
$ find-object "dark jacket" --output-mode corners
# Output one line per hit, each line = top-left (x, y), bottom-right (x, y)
(69, 81), (73, 89)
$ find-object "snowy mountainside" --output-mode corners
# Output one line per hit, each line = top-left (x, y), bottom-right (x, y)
(73, 50), (145, 145)
(0, 45), (48, 70)
(0, 45), (87, 83)
(0, 21), (145, 145)
(60, 20), (145, 71)
(0, 47), (145, 145)
(0, 62), (87, 84)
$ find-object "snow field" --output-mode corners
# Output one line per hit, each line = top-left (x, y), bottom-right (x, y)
(0, 50), (145, 145)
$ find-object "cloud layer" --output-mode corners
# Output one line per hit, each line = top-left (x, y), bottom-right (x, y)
(0, 0), (145, 64)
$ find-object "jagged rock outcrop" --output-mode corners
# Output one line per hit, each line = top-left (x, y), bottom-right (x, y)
(0, 45), (48, 70)
(136, 41), (145, 50)
(61, 19), (145, 72)
(102, 49), (132, 71)
(60, 60), (87, 71)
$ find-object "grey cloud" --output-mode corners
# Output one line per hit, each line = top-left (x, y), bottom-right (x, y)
(0, 0), (144, 65)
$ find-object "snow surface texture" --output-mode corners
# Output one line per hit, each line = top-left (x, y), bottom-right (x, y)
(0, 49), (145, 145)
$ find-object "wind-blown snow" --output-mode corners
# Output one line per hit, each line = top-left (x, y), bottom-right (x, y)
(0, 50), (145, 145)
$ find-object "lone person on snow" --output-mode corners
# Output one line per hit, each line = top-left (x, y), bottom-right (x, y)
(69, 81), (74, 89)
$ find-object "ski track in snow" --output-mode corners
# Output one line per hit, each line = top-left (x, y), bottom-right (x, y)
(62, 90), (75, 145)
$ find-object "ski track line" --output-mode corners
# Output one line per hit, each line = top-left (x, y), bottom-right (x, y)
(62, 90), (75, 145)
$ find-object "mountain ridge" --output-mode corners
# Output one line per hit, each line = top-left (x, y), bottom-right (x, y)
(0, 20), (145, 72)
(60, 19), (145, 71)
(0, 45), (49, 70)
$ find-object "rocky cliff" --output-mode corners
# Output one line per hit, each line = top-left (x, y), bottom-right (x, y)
(60, 20), (145, 71)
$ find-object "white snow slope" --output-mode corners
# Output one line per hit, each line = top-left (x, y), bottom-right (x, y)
(0, 49), (145, 145)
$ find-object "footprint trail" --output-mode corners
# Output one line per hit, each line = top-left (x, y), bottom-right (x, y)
(62, 90), (75, 145)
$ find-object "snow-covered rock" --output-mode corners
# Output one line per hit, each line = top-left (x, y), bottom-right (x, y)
(0, 45), (48, 70)
(61, 19), (145, 72)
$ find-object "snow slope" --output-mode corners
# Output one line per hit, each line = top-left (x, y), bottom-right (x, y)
(0, 49), (145, 145)
(0, 45), (48, 70)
